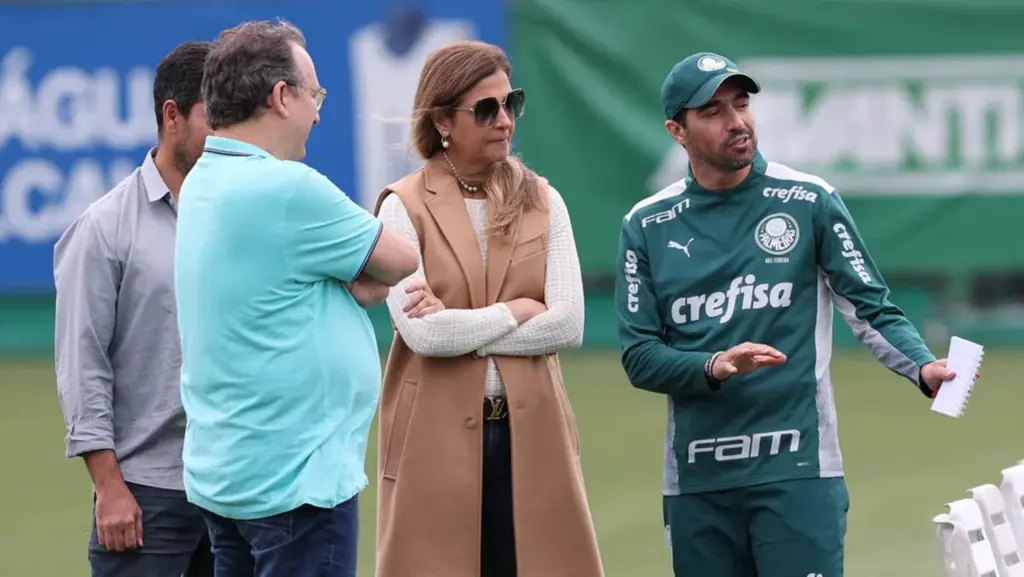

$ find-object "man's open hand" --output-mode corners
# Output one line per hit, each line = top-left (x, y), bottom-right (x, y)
(711, 342), (787, 381)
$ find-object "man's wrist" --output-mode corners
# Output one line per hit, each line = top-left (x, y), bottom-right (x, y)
(704, 351), (725, 390)
(917, 363), (936, 398)
(82, 449), (127, 493)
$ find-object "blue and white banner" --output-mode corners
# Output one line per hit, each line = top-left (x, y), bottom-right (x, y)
(0, 0), (505, 293)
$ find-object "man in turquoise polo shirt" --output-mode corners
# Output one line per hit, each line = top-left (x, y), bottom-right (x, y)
(174, 20), (417, 576)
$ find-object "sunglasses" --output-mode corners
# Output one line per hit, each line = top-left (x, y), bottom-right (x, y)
(451, 88), (526, 127)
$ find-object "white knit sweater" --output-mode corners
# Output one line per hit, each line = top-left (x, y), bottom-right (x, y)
(378, 186), (584, 397)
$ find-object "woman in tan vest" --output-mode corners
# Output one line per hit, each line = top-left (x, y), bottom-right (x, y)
(372, 41), (604, 577)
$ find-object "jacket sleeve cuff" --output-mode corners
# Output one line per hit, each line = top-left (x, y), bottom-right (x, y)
(704, 351), (724, 391)
(915, 360), (939, 398)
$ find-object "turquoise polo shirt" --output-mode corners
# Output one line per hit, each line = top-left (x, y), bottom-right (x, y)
(174, 136), (384, 520)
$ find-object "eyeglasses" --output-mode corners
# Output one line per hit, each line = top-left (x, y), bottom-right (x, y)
(451, 88), (526, 127)
(307, 87), (327, 111)
(289, 83), (328, 111)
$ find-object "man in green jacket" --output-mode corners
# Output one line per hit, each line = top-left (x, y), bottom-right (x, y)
(615, 51), (955, 577)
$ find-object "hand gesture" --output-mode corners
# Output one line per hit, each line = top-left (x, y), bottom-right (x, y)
(95, 482), (143, 552)
(403, 281), (446, 318)
(711, 342), (787, 381)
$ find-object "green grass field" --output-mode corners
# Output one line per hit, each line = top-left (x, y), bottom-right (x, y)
(1, 349), (1020, 577)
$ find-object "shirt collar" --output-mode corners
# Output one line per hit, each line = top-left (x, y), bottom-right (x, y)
(141, 147), (172, 204)
(203, 135), (271, 158)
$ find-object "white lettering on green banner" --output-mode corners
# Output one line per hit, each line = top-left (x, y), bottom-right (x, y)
(652, 54), (1024, 197)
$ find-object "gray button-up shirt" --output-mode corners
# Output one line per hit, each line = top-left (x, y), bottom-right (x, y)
(54, 148), (185, 491)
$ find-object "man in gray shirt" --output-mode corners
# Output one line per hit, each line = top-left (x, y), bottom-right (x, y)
(54, 41), (215, 577)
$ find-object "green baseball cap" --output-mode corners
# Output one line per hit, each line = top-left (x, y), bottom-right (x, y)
(661, 52), (761, 120)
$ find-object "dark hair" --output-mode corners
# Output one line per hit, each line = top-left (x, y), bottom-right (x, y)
(153, 41), (212, 136)
(202, 19), (307, 130)
(672, 108), (688, 128)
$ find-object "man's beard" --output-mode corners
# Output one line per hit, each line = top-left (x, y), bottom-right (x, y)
(690, 131), (756, 173)
(174, 141), (197, 175)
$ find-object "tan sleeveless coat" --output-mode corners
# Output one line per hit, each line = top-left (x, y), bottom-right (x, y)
(371, 159), (604, 577)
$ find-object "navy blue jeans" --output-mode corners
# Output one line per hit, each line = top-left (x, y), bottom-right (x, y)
(481, 410), (516, 577)
(88, 482), (213, 577)
(199, 496), (359, 577)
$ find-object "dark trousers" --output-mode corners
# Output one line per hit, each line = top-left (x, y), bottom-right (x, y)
(199, 496), (359, 577)
(481, 397), (517, 577)
(89, 482), (213, 577)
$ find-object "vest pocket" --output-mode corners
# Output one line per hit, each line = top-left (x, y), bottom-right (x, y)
(510, 234), (547, 263)
(382, 380), (418, 481)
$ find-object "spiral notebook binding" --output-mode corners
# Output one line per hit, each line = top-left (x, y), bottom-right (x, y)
(958, 350), (983, 416)
(960, 387), (974, 417)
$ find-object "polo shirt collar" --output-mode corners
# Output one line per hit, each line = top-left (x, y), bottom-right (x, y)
(203, 135), (271, 158)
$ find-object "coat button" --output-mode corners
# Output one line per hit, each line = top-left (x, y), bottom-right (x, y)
(465, 416), (477, 429)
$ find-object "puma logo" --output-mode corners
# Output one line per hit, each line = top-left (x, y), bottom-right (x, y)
(668, 238), (694, 257)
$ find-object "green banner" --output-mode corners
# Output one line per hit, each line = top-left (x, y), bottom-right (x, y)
(510, 0), (1024, 277)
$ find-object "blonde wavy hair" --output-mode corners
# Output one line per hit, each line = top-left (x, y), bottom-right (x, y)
(412, 41), (543, 239)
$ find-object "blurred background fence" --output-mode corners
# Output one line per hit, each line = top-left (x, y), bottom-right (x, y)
(512, 0), (1024, 350)
(3, 0), (1024, 354)
(2, 1), (1023, 576)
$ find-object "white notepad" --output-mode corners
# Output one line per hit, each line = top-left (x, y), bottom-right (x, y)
(931, 336), (985, 418)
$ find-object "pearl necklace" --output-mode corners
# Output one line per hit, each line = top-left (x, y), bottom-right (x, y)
(442, 151), (480, 193)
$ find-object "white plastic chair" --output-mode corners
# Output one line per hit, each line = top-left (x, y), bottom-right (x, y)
(1001, 464), (1024, 556)
(970, 483), (1024, 576)
(934, 498), (1000, 577)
